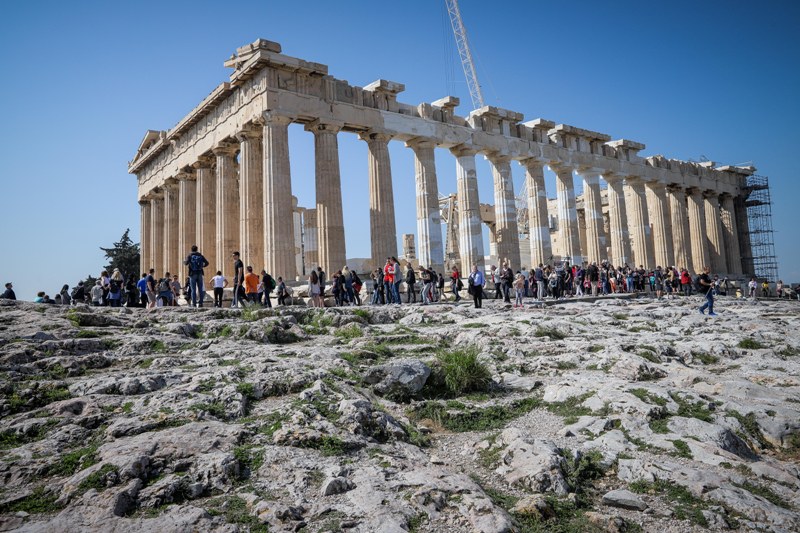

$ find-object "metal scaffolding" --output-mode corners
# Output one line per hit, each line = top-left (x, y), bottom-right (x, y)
(744, 174), (779, 281)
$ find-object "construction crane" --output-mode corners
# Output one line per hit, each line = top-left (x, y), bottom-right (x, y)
(445, 0), (485, 110)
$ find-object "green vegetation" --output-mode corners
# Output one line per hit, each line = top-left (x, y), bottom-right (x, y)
(121, 401), (134, 414)
(334, 323), (363, 341)
(212, 325), (234, 338)
(738, 338), (765, 350)
(670, 392), (713, 422)
(0, 486), (62, 514)
(671, 439), (693, 459)
(638, 350), (661, 364)
(189, 401), (227, 419)
(300, 435), (348, 456)
(437, 347), (491, 396)
(462, 322), (487, 328)
(258, 411), (289, 440)
(692, 352), (719, 365)
(233, 444), (265, 478)
(353, 308), (370, 321)
(587, 345), (604, 353)
(554, 361), (578, 370)
(612, 313), (629, 321)
(727, 409), (772, 450)
(649, 415), (670, 434)
(205, 495), (268, 532)
(1, 420), (58, 450)
(76, 330), (105, 338)
(534, 327), (566, 340)
(629, 479), (708, 527)
(733, 480), (789, 508)
(138, 357), (154, 369)
(544, 392), (595, 419)
(47, 440), (101, 476)
(149, 340), (167, 353)
(236, 382), (256, 401)
(77, 463), (118, 493)
(628, 388), (667, 407)
(7, 383), (71, 415)
(410, 395), (542, 432)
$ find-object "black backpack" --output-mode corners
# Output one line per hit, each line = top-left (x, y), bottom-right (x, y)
(157, 278), (171, 293)
(188, 253), (205, 273)
(110, 279), (122, 293)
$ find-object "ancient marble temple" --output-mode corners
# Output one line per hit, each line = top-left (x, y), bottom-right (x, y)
(129, 39), (755, 280)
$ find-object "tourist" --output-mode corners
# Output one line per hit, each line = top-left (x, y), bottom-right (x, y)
(371, 268), (384, 305)
(418, 266), (431, 305)
(167, 275), (180, 306)
(59, 284), (71, 305)
(71, 281), (86, 305)
(156, 273), (173, 307)
(1, 282), (16, 300)
(776, 280), (784, 298)
(331, 270), (342, 306)
(210, 271), (227, 307)
(761, 280), (770, 298)
(698, 266), (716, 316)
(383, 258), (395, 304)
(317, 267), (326, 298)
(680, 268), (692, 297)
(230, 252), (244, 308)
(243, 266), (259, 304)
(137, 274), (148, 307)
(392, 258), (402, 305)
(405, 264), (417, 303)
(33, 291), (45, 303)
(184, 245), (209, 308)
(262, 269), (275, 308)
(534, 264), (545, 302)
(308, 270), (322, 307)
(276, 277), (288, 306)
(125, 276), (138, 307)
(468, 265), (485, 309)
(104, 270), (122, 307)
(90, 281), (103, 306)
(352, 270), (363, 305)
(343, 266), (356, 305)
(450, 266), (461, 303)
(145, 269), (157, 308)
(513, 272), (525, 308)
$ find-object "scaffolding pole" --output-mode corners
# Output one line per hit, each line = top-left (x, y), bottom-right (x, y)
(744, 174), (779, 282)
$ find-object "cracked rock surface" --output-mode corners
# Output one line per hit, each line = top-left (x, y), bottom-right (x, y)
(0, 296), (798, 532)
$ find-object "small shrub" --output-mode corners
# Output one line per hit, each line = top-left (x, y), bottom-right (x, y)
(738, 338), (765, 350)
(612, 313), (629, 321)
(236, 382), (256, 401)
(534, 327), (566, 340)
(0, 486), (61, 514)
(630, 479), (708, 527)
(78, 464), (118, 493)
(437, 347), (492, 396)
(588, 345), (604, 353)
(233, 444), (265, 478)
(334, 323), (363, 341)
(671, 439), (693, 459)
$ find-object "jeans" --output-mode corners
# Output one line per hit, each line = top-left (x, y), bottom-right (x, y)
(536, 280), (544, 300)
(214, 287), (223, 307)
(699, 289), (715, 314)
(232, 282), (241, 307)
(383, 281), (394, 304)
(421, 282), (431, 304)
(393, 281), (402, 304)
(452, 281), (460, 302)
(515, 289), (523, 306)
(189, 273), (204, 307)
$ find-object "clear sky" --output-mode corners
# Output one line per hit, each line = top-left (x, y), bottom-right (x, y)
(1, 0), (798, 300)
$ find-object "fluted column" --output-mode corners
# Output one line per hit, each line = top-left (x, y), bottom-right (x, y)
(303, 208), (318, 268)
(237, 124), (264, 272)
(704, 193), (727, 274)
(552, 164), (581, 262)
(603, 174), (632, 267)
(263, 113), (296, 279)
(177, 171), (196, 280)
(407, 139), (444, 272)
(487, 154), (520, 268)
(362, 131), (397, 267)
(163, 180), (179, 276)
(150, 194), (164, 276)
(687, 188), (711, 273)
(733, 196), (753, 275)
(667, 185), (691, 270)
(214, 141), (239, 277)
(577, 169), (606, 263)
(451, 146), (484, 271)
(720, 194), (742, 275)
(522, 159), (552, 267)
(139, 200), (151, 274)
(194, 156), (217, 275)
(306, 120), (346, 275)
(625, 177), (655, 268)
(645, 181), (674, 268)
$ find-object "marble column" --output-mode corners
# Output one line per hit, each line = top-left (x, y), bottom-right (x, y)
(303, 208), (318, 269)
(451, 146), (484, 272)
(687, 188), (711, 273)
(263, 113), (296, 279)
(577, 169), (606, 264)
(177, 171), (196, 280)
(150, 194), (164, 276)
(666, 185), (691, 270)
(163, 180), (179, 276)
(645, 181), (674, 268)
(552, 164), (581, 262)
(624, 177), (655, 268)
(704, 193), (727, 274)
(720, 194), (742, 275)
(306, 120), (346, 275)
(237, 124), (264, 272)
(194, 156), (217, 275)
(487, 154), (520, 268)
(603, 174), (632, 267)
(734, 196), (753, 275)
(214, 141), (239, 277)
(407, 139), (444, 273)
(522, 159), (552, 267)
(362, 131), (397, 267)
(139, 200), (151, 274)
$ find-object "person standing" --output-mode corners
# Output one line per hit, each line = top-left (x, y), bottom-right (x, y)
(450, 266), (461, 303)
(231, 252), (244, 308)
(71, 281), (86, 305)
(513, 272), (525, 308)
(317, 267), (326, 300)
(170, 275), (182, 306)
(383, 258), (395, 304)
(392, 257), (402, 305)
(308, 270), (322, 308)
(183, 245), (209, 308)
(1, 283), (15, 300)
(244, 266), (260, 304)
(276, 277), (288, 306)
(107, 269), (124, 307)
(405, 264), (417, 303)
(91, 280), (104, 306)
(698, 266), (716, 316)
(261, 270), (275, 308)
(136, 274), (148, 307)
(146, 269), (157, 308)
(59, 284), (71, 305)
(468, 265), (485, 309)
(210, 271), (228, 307)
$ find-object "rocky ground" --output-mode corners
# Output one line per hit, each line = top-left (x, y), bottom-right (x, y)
(0, 294), (798, 533)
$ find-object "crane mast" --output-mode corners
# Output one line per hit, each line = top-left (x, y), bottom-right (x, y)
(445, 0), (485, 110)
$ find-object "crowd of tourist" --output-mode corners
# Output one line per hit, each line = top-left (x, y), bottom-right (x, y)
(4, 245), (798, 313)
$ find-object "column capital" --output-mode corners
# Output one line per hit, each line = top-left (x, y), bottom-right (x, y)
(138, 199), (151, 206)
(212, 140), (239, 157)
(548, 161), (573, 175)
(405, 137), (437, 151)
(702, 189), (721, 199)
(519, 156), (546, 168)
(304, 118), (343, 135)
(485, 151), (512, 165)
(575, 166), (605, 177)
(163, 177), (179, 190)
(449, 144), (479, 158)
(149, 188), (164, 199)
(665, 183), (686, 193)
(601, 171), (625, 183)
(262, 111), (294, 126)
(236, 122), (263, 142)
(175, 167), (196, 181)
(192, 154), (216, 170)
(358, 130), (393, 144)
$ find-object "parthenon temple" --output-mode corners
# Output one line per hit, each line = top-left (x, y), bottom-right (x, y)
(129, 38), (756, 281)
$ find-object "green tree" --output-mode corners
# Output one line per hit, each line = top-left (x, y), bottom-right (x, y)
(100, 229), (141, 279)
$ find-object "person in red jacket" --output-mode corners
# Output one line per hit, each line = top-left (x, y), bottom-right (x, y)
(383, 258), (395, 304)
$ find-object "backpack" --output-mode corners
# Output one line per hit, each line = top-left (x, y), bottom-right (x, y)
(267, 275), (276, 291)
(693, 276), (704, 292)
(456, 278), (464, 291)
(110, 279), (122, 293)
(158, 278), (171, 293)
(188, 253), (205, 273)
(352, 272), (362, 286)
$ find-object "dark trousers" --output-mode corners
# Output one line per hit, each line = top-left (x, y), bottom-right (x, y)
(263, 292), (272, 308)
(189, 274), (204, 306)
(140, 293), (148, 307)
(473, 288), (482, 308)
(406, 284), (416, 303)
(214, 287), (223, 307)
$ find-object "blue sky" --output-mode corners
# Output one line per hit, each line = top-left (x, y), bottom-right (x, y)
(1, 1), (798, 300)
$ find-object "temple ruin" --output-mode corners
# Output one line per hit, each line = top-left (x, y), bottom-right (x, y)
(129, 38), (757, 281)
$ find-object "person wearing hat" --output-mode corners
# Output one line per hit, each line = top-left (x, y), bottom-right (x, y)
(1, 283), (16, 300)
(231, 251), (244, 308)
